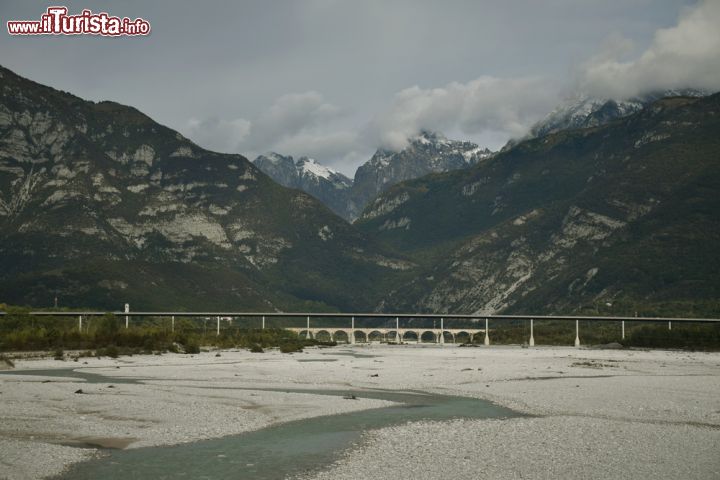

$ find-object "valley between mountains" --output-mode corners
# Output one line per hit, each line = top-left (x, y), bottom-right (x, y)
(1, 65), (718, 316)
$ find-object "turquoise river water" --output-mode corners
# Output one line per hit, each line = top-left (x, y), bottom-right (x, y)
(2, 367), (518, 479)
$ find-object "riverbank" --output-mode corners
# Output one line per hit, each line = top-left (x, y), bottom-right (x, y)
(1, 345), (719, 479)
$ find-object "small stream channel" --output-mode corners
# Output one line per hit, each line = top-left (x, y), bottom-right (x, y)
(1, 367), (518, 479)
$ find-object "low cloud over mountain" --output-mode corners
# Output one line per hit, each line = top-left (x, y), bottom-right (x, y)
(576, 1), (720, 100)
(170, 1), (720, 175)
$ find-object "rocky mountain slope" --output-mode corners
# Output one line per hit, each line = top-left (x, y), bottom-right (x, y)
(0, 65), (411, 311)
(525, 89), (707, 141)
(254, 131), (492, 221)
(252, 153), (352, 218)
(348, 131), (492, 220)
(4, 64), (715, 316)
(356, 94), (720, 316)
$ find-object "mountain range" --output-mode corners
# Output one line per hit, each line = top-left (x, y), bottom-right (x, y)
(356, 94), (720, 316)
(0, 65), (410, 311)
(523, 88), (707, 141)
(253, 131), (492, 220)
(1, 65), (718, 316)
(254, 91), (706, 223)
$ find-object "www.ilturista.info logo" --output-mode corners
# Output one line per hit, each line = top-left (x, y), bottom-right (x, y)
(7, 6), (151, 36)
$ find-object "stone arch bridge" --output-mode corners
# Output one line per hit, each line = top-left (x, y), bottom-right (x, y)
(286, 327), (486, 344)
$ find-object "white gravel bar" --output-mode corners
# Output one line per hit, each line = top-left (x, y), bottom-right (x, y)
(1, 345), (719, 479)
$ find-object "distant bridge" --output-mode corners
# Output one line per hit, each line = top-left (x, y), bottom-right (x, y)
(285, 327), (486, 344)
(2, 310), (719, 347)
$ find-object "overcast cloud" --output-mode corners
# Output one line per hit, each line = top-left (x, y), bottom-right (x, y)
(366, 76), (559, 151)
(576, 1), (720, 99)
(1, 0), (715, 175)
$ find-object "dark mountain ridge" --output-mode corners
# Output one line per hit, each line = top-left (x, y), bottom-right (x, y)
(2, 64), (717, 317)
(0, 65), (411, 311)
(253, 131), (492, 221)
(356, 94), (720, 316)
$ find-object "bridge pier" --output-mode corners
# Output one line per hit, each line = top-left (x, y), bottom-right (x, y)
(395, 317), (400, 343)
(171, 315), (175, 333)
(78, 315), (82, 332)
(484, 318), (490, 345)
(575, 320), (580, 347)
(529, 318), (535, 347)
(306, 316), (311, 339)
(440, 318), (444, 344)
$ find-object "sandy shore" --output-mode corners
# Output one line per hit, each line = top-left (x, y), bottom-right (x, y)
(1, 344), (719, 479)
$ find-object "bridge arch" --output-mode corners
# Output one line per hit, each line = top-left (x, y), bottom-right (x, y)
(441, 331), (455, 343)
(455, 331), (471, 343)
(314, 330), (332, 341)
(333, 330), (349, 343)
(420, 330), (437, 343)
(298, 330), (313, 339)
(402, 331), (418, 342)
(353, 330), (368, 343)
(368, 330), (384, 342)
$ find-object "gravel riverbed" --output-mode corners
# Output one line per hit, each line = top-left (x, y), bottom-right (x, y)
(1, 345), (719, 479)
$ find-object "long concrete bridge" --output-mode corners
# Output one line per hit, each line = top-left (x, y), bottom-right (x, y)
(3, 310), (719, 347)
(285, 327), (487, 344)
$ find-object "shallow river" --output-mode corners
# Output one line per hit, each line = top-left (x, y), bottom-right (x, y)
(2, 368), (518, 479)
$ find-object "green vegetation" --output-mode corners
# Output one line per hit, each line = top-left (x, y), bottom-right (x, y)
(96, 345), (119, 358)
(0, 307), (334, 357)
(279, 342), (304, 353)
(471, 320), (720, 350)
(624, 324), (720, 350)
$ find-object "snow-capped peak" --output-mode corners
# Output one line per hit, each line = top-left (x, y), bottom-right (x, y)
(259, 152), (286, 164)
(527, 88), (709, 140)
(296, 157), (336, 180)
(462, 146), (493, 162)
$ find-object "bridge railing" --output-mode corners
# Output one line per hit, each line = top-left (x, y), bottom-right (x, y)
(1, 311), (719, 347)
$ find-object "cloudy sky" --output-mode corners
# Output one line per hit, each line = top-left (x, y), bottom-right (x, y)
(2, 0), (718, 175)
